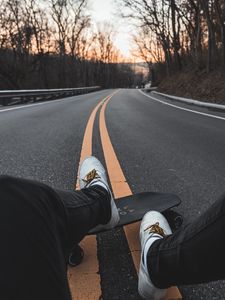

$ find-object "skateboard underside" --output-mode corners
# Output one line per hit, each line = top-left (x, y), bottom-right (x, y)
(89, 192), (182, 234)
(69, 192), (182, 267)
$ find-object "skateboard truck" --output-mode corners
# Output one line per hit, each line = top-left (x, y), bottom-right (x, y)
(163, 210), (183, 231)
(68, 244), (84, 267)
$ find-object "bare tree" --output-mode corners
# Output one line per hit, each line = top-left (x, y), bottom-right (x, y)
(133, 29), (160, 84)
(67, 0), (90, 57)
(215, 0), (225, 66)
(200, 0), (217, 72)
(120, 0), (174, 74)
(169, 0), (182, 69)
(0, 0), (137, 89)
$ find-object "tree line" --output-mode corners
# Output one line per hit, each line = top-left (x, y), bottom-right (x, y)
(121, 0), (225, 84)
(0, 0), (138, 89)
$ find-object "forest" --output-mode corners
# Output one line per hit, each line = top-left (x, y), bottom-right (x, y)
(122, 0), (225, 101)
(1, 0), (225, 98)
(123, 0), (225, 78)
(0, 0), (139, 89)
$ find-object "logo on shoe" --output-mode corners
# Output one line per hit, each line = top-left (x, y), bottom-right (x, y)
(144, 222), (166, 237)
(82, 169), (100, 185)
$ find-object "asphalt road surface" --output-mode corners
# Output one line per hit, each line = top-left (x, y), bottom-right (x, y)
(1, 88), (225, 300)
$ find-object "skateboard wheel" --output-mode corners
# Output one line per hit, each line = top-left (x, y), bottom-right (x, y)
(68, 244), (84, 267)
(173, 215), (183, 229)
(163, 210), (183, 231)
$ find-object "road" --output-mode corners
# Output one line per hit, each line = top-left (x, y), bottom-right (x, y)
(1, 89), (225, 299)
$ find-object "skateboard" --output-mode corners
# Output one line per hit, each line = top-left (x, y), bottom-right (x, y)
(68, 192), (183, 266)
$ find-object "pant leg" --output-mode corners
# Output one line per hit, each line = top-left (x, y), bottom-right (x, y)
(147, 194), (225, 288)
(0, 175), (71, 300)
(56, 186), (111, 251)
(0, 175), (111, 299)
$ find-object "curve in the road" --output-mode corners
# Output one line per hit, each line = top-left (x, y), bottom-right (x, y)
(139, 89), (225, 121)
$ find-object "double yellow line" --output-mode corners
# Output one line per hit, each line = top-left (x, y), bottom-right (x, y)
(68, 90), (182, 300)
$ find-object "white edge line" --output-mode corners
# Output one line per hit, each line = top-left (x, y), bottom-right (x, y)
(139, 89), (225, 121)
(0, 89), (104, 114)
(152, 91), (225, 110)
(0, 98), (65, 113)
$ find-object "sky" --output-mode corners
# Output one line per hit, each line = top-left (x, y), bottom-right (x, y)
(90, 0), (134, 61)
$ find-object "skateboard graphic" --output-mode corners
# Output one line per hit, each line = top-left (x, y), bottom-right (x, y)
(68, 191), (183, 266)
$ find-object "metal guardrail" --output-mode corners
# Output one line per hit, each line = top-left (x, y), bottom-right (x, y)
(152, 91), (225, 111)
(0, 86), (101, 106)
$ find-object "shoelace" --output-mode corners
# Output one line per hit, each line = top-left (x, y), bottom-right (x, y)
(144, 222), (166, 237)
(82, 169), (100, 187)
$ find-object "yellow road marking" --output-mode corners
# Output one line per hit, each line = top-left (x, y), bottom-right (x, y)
(68, 92), (114, 300)
(99, 93), (182, 300)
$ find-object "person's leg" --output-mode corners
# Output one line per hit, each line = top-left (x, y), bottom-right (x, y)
(78, 156), (119, 231)
(147, 194), (225, 288)
(56, 185), (112, 251)
(0, 157), (119, 299)
(0, 174), (113, 299)
(57, 156), (120, 253)
(0, 175), (71, 300)
(138, 211), (172, 299)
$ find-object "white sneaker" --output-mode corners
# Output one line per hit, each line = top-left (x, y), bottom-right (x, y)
(79, 156), (120, 230)
(138, 211), (172, 300)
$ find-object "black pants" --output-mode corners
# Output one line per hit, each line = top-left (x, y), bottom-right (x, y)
(2, 175), (225, 299)
(147, 194), (225, 288)
(0, 176), (110, 300)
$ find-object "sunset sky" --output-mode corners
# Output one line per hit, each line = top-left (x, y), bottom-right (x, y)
(90, 0), (134, 60)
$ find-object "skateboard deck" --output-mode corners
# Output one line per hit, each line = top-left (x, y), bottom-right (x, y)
(68, 191), (182, 266)
(89, 191), (181, 235)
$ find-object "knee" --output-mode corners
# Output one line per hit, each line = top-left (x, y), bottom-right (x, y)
(0, 175), (14, 185)
(0, 175), (21, 191)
